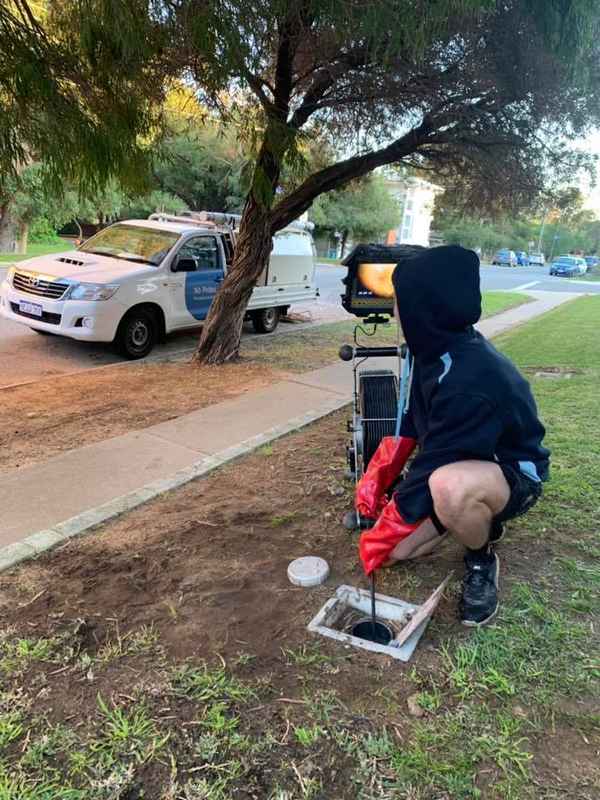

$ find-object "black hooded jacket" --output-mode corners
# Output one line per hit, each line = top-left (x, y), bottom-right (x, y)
(392, 245), (550, 523)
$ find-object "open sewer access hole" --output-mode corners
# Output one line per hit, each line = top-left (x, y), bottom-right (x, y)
(351, 618), (394, 645)
(307, 585), (430, 662)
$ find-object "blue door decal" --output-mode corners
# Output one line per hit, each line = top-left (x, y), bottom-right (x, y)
(180, 236), (224, 320)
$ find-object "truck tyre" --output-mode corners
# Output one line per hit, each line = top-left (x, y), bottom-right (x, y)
(251, 307), (280, 334)
(115, 308), (157, 359)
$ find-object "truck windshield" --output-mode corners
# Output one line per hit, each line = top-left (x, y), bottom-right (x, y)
(79, 224), (180, 266)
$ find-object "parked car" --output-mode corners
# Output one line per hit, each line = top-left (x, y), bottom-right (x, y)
(492, 249), (517, 267)
(584, 256), (600, 270)
(0, 211), (318, 359)
(516, 251), (529, 266)
(528, 252), (546, 267)
(549, 255), (587, 277)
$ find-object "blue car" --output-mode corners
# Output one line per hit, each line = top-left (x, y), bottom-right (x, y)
(549, 256), (587, 277)
(585, 256), (599, 271)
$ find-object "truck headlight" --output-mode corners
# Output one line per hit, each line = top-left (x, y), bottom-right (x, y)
(67, 283), (119, 301)
(6, 266), (15, 284)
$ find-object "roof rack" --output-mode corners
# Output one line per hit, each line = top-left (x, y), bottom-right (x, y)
(149, 210), (314, 233)
(147, 212), (217, 228)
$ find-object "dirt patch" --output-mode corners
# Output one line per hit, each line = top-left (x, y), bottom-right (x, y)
(0, 359), (284, 474)
(1, 412), (403, 666)
(1, 318), (381, 474)
(1, 410), (597, 798)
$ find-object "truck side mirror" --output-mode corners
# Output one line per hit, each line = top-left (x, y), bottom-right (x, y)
(173, 256), (196, 272)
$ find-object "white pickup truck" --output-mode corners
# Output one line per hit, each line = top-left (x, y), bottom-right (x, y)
(0, 211), (318, 358)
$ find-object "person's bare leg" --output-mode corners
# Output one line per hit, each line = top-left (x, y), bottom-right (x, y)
(428, 461), (510, 549)
(385, 519), (447, 564)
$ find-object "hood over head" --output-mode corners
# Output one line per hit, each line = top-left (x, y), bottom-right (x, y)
(392, 245), (481, 359)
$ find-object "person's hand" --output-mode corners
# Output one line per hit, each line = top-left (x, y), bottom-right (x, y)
(359, 497), (422, 574)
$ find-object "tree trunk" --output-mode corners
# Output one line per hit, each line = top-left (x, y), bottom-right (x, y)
(0, 203), (20, 253)
(193, 194), (274, 364)
(340, 229), (349, 258)
(17, 222), (29, 254)
(193, 107), (288, 364)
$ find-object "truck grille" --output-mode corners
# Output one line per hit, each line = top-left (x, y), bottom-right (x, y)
(12, 271), (69, 299)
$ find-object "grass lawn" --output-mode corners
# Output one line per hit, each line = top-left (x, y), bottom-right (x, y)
(0, 241), (73, 263)
(480, 290), (530, 317)
(494, 294), (598, 369)
(0, 296), (597, 798)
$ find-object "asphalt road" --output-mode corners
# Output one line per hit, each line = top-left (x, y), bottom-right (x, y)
(0, 262), (596, 389)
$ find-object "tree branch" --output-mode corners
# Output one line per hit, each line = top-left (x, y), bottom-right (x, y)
(272, 5), (313, 119)
(270, 118), (433, 232)
(244, 71), (276, 113)
(289, 45), (374, 129)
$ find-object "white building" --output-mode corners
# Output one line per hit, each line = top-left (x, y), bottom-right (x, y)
(384, 176), (443, 247)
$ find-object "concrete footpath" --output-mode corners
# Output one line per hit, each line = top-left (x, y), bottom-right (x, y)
(0, 290), (577, 570)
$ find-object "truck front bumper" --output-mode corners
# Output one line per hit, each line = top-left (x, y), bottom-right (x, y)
(0, 280), (124, 342)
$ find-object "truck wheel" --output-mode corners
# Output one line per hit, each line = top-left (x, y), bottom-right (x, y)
(251, 307), (280, 334)
(115, 308), (157, 359)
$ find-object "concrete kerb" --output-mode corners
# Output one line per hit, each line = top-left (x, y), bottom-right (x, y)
(1, 396), (350, 574)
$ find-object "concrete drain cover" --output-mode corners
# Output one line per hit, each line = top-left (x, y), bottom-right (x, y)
(307, 584), (429, 662)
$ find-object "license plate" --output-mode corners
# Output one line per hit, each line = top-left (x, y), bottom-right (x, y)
(19, 300), (43, 317)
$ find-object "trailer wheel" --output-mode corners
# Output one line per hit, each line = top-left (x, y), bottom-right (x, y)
(251, 307), (280, 334)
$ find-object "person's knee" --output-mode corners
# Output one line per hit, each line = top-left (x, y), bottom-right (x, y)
(429, 467), (473, 528)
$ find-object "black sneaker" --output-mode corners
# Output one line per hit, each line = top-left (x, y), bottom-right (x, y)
(489, 520), (505, 545)
(459, 549), (500, 627)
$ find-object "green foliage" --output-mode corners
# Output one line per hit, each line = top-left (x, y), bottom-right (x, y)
(310, 175), (400, 250)
(29, 218), (61, 244)
(119, 189), (187, 220)
(2, 164), (187, 245)
(154, 128), (247, 213)
(0, 710), (24, 751)
(0, 635), (60, 677)
(437, 212), (600, 258)
(434, 185), (600, 257)
(294, 723), (326, 747)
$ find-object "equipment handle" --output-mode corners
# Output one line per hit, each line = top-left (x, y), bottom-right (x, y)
(339, 345), (402, 361)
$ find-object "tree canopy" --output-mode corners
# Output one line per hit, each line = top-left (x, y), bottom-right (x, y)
(2, 1), (600, 361)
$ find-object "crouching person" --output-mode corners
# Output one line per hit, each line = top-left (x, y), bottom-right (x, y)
(356, 246), (550, 627)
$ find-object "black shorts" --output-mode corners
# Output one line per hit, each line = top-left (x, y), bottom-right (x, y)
(494, 463), (543, 523)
